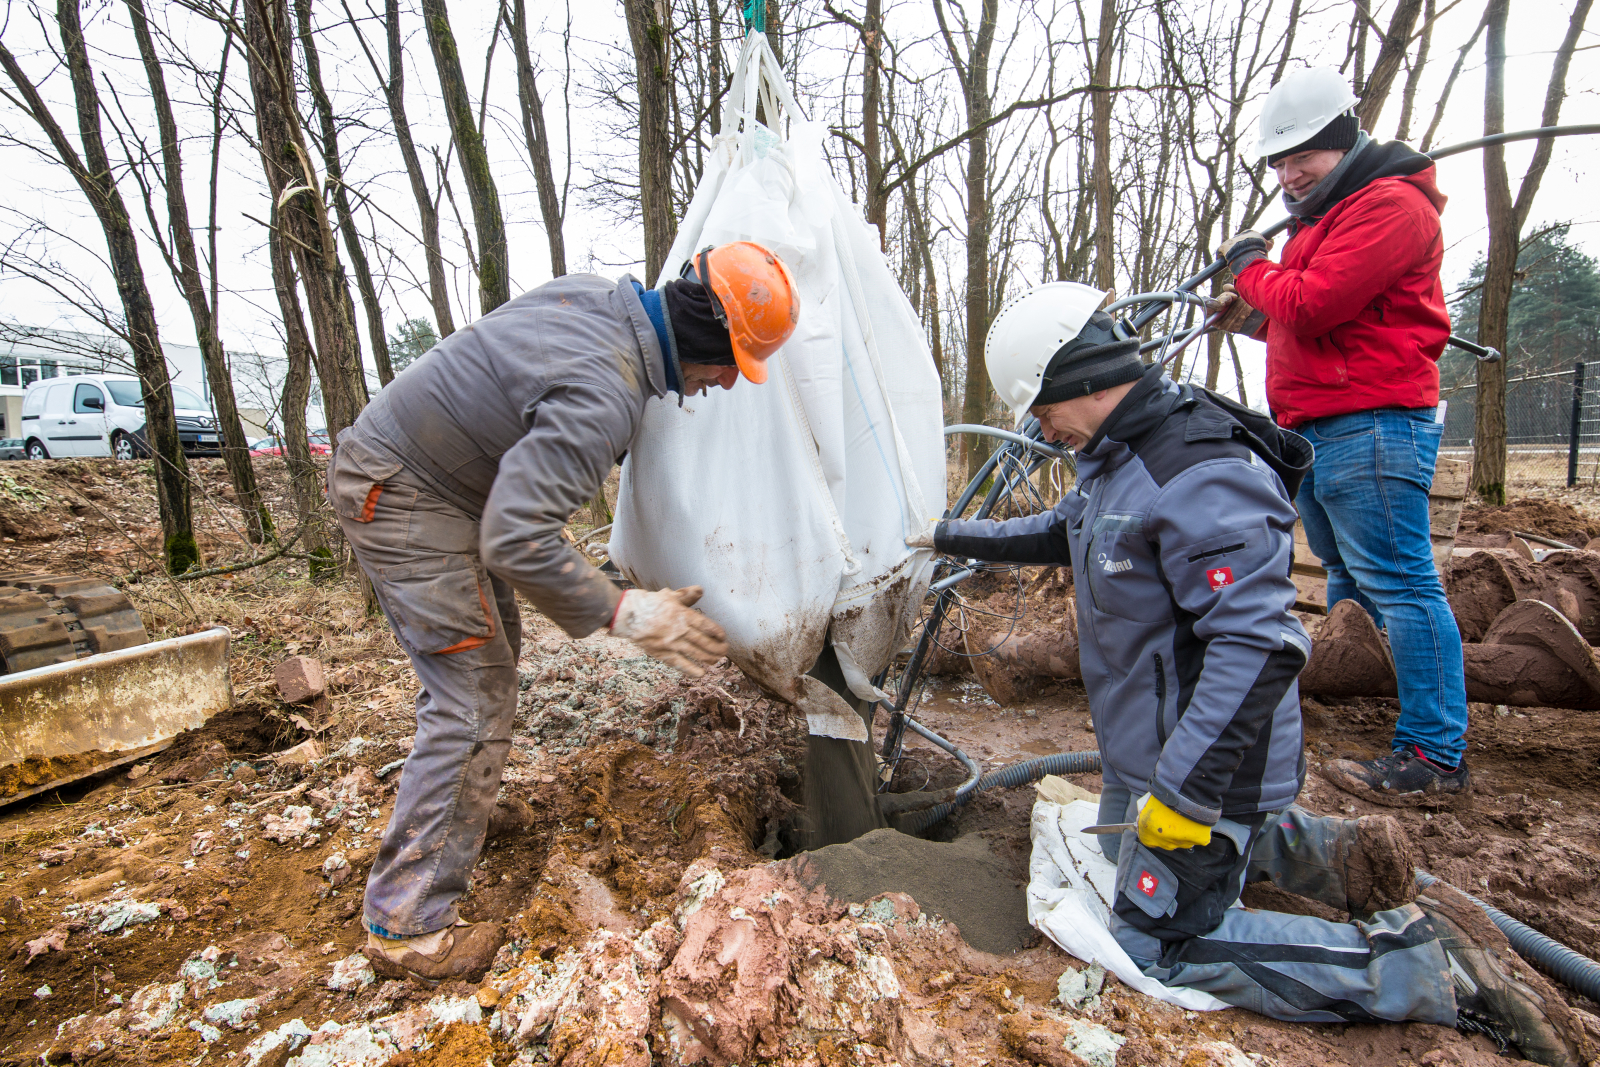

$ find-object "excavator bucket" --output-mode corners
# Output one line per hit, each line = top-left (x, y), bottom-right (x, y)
(0, 574), (232, 805)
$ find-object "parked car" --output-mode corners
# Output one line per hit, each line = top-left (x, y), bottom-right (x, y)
(0, 439), (26, 461)
(248, 432), (332, 458)
(20, 375), (221, 460)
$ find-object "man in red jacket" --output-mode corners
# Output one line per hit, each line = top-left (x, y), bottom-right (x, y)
(1215, 67), (1469, 804)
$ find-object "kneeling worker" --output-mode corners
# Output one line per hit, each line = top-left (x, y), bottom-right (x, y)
(913, 283), (1584, 1064)
(329, 243), (799, 982)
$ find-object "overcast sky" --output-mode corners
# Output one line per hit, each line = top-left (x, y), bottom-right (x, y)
(1, 0), (1597, 417)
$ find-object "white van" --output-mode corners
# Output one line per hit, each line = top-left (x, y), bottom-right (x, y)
(21, 375), (221, 461)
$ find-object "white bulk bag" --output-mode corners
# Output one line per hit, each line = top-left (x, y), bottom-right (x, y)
(609, 32), (944, 739)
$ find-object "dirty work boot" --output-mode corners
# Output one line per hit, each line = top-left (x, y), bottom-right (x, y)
(1418, 881), (1587, 1067)
(1322, 746), (1470, 805)
(1343, 814), (1420, 913)
(365, 920), (503, 984)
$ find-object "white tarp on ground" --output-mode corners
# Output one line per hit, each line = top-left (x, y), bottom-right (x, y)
(609, 32), (944, 739)
(1028, 794), (1231, 1012)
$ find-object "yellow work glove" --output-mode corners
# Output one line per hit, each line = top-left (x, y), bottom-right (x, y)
(1136, 796), (1212, 851)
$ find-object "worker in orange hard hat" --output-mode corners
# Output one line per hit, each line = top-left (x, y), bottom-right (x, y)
(328, 240), (798, 985)
(673, 240), (801, 389)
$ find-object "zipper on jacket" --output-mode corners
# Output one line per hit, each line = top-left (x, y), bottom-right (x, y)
(1154, 652), (1168, 746)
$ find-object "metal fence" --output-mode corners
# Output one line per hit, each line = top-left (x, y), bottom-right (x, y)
(1440, 360), (1600, 487)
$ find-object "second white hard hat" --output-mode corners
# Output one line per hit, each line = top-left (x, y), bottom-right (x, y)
(984, 281), (1107, 427)
(1256, 67), (1360, 161)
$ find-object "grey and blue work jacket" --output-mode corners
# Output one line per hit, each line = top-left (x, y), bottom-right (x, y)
(937, 369), (1314, 826)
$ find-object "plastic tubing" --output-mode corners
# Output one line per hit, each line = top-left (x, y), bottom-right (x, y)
(1414, 870), (1600, 1003)
(902, 750), (1103, 834)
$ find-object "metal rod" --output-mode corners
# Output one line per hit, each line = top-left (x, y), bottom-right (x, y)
(943, 424), (1071, 461)
(903, 714), (983, 800)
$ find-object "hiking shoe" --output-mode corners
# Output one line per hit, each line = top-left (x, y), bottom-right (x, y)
(364, 919), (503, 984)
(1322, 746), (1470, 805)
(1419, 881), (1587, 1066)
(1344, 814), (1419, 913)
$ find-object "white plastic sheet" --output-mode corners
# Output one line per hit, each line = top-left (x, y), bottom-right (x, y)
(609, 33), (944, 738)
(1028, 796), (1231, 1012)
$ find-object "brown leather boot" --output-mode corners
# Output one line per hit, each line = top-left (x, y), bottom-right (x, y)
(364, 920), (503, 984)
(1418, 881), (1588, 1067)
(1344, 814), (1420, 913)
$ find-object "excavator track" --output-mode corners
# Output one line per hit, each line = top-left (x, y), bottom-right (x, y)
(0, 573), (148, 674)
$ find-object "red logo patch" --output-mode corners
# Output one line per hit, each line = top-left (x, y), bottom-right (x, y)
(1207, 567), (1234, 591)
(1138, 871), (1159, 897)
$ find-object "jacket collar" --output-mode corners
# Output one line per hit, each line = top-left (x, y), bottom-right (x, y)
(616, 275), (669, 401)
(1074, 367), (1180, 481)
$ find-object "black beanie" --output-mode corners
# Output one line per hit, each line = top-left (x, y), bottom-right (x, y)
(662, 278), (738, 366)
(1029, 311), (1143, 407)
(1267, 113), (1359, 166)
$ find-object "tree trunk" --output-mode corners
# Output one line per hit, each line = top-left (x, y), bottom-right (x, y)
(862, 0), (886, 245)
(1394, 0), (1434, 140)
(508, 0), (568, 277)
(625, 0), (677, 284)
(1356, 0), (1424, 129)
(267, 206), (335, 577)
(958, 0), (999, 484)
(243, 0), (368, 443)
(0, 3), (196, 572)
(1472, 0), (1591, 502)
(295, 0), (394, 386)
(1474, 0), (1512, 504)
(126, 0), (272, 544)
(1090, 0), (1117, 292)
(421, 0), (510, 314)
(379, 0), (453, 336)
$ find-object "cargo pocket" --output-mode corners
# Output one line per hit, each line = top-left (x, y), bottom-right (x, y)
(328, 437), (404, 523)
(1117, 845), (1180, 920)
(381, 554), (496, 654)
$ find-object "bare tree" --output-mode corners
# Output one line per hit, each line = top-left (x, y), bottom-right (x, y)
(935, 0), (999, 483)
(421, 0), (510, 313)
(1355, 0), (1425, 129)
(1473, 0), (1593, 502)
(0, 1), (197, 572)
(1089, 0), (1118, 291)
(264, 206), (334, 575)
(341, 0), (455, 337)
(506, 0), (569, 277)
(295, 0), (394, 385)
(242, 0), (369, 441)
(122, 0), (272, 544)
(625, 0), (678, 283)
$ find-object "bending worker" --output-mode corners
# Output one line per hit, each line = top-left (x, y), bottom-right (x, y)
(327, 243), (799, 983)
(913, 282), (1584, 1064)
(1215, 67), (1470, 803)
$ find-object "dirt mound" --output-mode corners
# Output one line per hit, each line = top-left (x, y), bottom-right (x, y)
(1460, 498), (1600, 544)
(782, 827), (1036, 954)
(145, 702), (303, 782)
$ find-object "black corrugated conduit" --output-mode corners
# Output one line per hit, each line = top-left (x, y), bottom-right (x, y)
(902, 749), (1102, 834)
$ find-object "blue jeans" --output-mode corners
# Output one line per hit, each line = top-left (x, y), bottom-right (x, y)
(1295, 408), (1468, 766)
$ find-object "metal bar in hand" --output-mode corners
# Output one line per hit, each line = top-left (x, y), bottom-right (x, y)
(1570, 360), (1586, 488)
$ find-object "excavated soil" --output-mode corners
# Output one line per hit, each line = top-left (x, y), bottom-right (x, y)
(0, 750), (119, 800)
(1457, 498), (1600, 545)
(3, 469), (1600, 1066)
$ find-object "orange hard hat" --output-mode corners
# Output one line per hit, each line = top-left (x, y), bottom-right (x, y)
(695, 241), (800, 384)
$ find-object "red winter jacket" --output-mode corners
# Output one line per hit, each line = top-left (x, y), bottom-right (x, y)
(1234, 166), (1450, 429)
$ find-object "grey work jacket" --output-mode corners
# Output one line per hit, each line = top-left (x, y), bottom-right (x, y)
(938, 370), (1312, 825)
(341, 274), (669, 638)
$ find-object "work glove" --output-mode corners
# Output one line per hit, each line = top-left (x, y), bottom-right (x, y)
(905, 530), (936, 550)
(1136, 795), (1212, 851)
(1216, 230), (1271, 276)
(1213, 284), (1267, 336)
(609, 586), (728, 678)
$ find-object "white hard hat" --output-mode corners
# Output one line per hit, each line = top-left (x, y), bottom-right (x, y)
(985, 281), (1106, 427)
(1256, 67), (1360, 160)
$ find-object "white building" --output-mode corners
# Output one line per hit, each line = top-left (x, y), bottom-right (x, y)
(0, 327), (272, 441)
